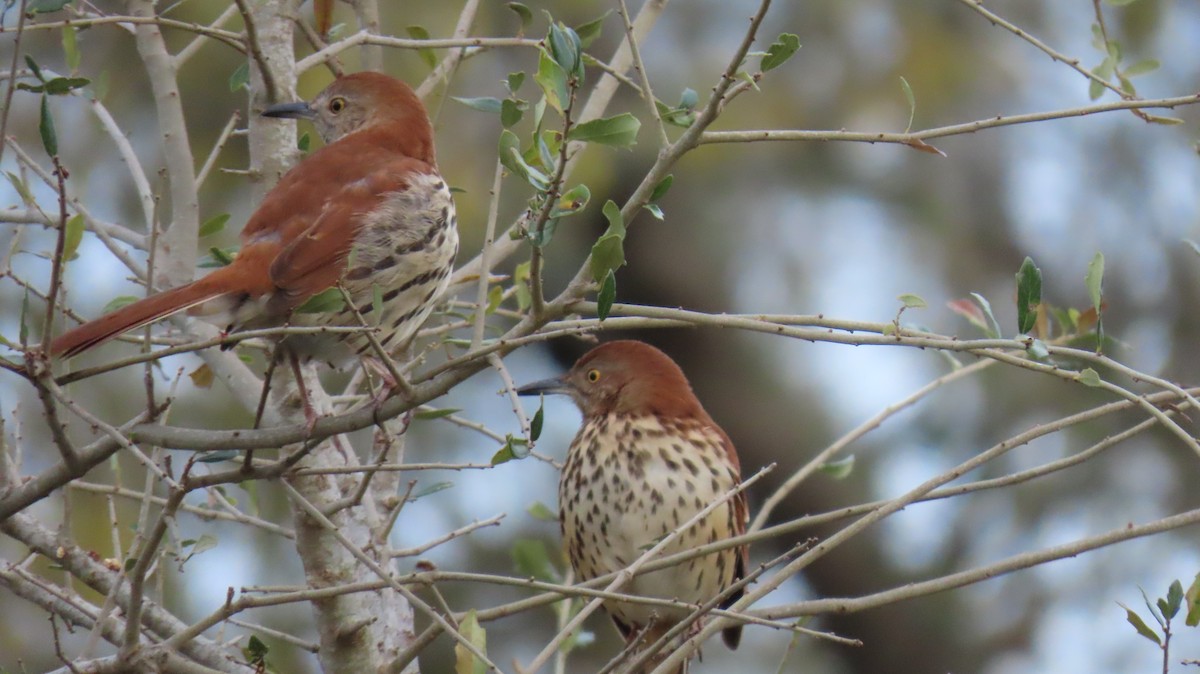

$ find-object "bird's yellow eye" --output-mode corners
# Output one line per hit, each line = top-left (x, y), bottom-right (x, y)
(329, 97), (346, 113)
(586, 369), (601, 383)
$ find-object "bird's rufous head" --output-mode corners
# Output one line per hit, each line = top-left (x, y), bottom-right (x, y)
(262, 72), (434, 163)
(517, 340), (708, 419)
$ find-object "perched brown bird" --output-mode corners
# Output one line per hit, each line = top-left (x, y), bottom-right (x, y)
(518, 340), (748, 672)
(50, 72), (458, 366)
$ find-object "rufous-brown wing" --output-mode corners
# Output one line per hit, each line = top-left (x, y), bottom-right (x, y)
(237, 132), (436, 310)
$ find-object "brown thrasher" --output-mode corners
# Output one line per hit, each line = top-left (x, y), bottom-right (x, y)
(518, 340), (748, 673)
(49, 72), (458, 366)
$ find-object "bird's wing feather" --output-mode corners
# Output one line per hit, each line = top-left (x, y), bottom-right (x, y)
(239, 136), (435, 307)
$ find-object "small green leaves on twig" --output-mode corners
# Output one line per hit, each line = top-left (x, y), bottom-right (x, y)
(512, 539), (558, 582)
(655, 88), (699, 128)
(818, 455), (855, 480)
(1086, 251), (1105, 350)
(61, 214), (83, 262)
(644, 174), (673, 220)
(454, 611), (489, 674)
(590, 201), (626, 282)
(1015, 256), (1042, 335)
(574, 11), (610, 48)
(566, 113), (640, 147)
(228, 63), (249, 92)
(596, 271), (617, 321)
(1076, 367), (1102, 387)
(18, 57), (87, 157)
(760, 33), (800, 72)
(507, 2), (533, 31)
(405, 26), (438, 70)
(198, 213), (230, 238)
(491, 434), (531, 465)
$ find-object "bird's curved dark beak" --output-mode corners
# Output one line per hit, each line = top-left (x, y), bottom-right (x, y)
(262, 101), (316, 119)
(516, 376), (571, 397)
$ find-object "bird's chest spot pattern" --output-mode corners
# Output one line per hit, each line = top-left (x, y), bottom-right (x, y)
(308, 172), (459, 357)
(559, 414), (741, 627)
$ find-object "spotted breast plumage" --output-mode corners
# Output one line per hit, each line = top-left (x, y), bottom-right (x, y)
(518, 340), (749, 674)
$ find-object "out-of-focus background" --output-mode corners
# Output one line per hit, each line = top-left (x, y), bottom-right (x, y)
(3, 1), (1200, 672)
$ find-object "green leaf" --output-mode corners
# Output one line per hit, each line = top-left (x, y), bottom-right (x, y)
(1144, 114), (1184, 126)
(453, 96), (504, 114)
(512, 538), (557, 582)
(547, 22), (584, 80)
(507, 2), (533, 29)
(1124, 58), (1159, 77)
(1086, 252), (1104, 313)
(506, 71), (526, 93)
(566, 113), (640, 147)
(39, 96), (58, 156)
(534, 48), (569, 113)
(898, 293), (927, 309)
(1166, 579), (1184, 620)
(93, 70), (109, 101)
(760, 33), (800, 72)
(649, 174), (674, 203)
(244, 634), (269, 665)
(485, 284), (503, 314)
(1118, 602), (1161, 645)
(294, 287), (345, 314)
(526, 500), (556, 521)
(969, 292), (1001, 338)
(643, 203), (663, 220)
(454, 610), (488, 674)
(406, 26), (439, 69)
(1077, 368), (1103, 387)
(297, 132), (311, 152)
(198, 213), (230, 238)
(229, 62), (249, 92)
(411, 481), (453, 501)
(42, 77), (89, 95)
(5, 171), (35, 205)
(492, 435), (530, 466)
(530, 400), (544, 441)
(62, 214), (84, 261)
(501, 98), (524, 128)
(62, 23), (80, 73)
(199, 246), (237, 268)
(574, 11), (611, 48)
(513, 261), (532, 311)
(415, 407), (461, 420)
(596, 270), (616, 320)
(818, 455), (855, 480)
(552, 183), (590, 217)
(1015, 256), (1042, 334)
(1184, 573), (1200, 627)
(491, 444), (515, 466)
(589, 201), (626, 282)
(498, 129), (550, 190)
(102, 295), (140, 313)
(899, 76), (916, 133)
(24, 55), (45, 82)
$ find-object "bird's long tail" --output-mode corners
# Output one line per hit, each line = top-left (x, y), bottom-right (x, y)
(50, 276), (228, 358)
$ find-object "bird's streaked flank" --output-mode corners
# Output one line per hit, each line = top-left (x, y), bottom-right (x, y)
(518, 340), (749, 674)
